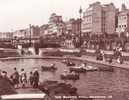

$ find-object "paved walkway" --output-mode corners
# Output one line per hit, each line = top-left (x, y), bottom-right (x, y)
(15, 83), (42, 94)
(73, 55), (129, 69)
(16, 88), (42, 94)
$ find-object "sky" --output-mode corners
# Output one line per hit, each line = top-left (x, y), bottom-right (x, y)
(0, 0), (129, 32)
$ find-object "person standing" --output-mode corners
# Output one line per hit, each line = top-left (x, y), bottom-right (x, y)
(33, 69), (39, 88)
(11, 68), (19, 88)
(20, 68), (27, 88)
(29, 71), (34, 87)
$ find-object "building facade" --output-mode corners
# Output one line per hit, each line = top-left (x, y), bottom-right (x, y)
(31, 25), (40, 38)
(49, 13), (62, 23)
(0, 32), (13, 39)
(82, 2), (117, 35)
(102, 3), (117, 34)
(43, 13), (66, 36)
(116, 4), (129, 36)
(66, 18), (81, 36)
(40, 24), (49, 37)
(13, 29), (28, 38)
(13, 25), (40, 39)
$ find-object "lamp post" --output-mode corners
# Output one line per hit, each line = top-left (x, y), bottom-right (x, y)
(29, 24), (31, 46)
(79, 6), (82, 48)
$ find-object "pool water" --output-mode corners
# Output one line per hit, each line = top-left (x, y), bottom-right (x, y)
(1, 59), (129, 100)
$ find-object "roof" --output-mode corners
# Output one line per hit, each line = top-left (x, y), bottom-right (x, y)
(119, 9), (129, 15)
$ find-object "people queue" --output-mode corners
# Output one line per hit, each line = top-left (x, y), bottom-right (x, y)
(0, 67), (39, 89)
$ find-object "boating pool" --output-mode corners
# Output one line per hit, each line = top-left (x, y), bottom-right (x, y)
(0, 58), (129, 100)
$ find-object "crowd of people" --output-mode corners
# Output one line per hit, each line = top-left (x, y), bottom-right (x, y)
(0, 67), (40, 89)
(96, 47), (124, 64)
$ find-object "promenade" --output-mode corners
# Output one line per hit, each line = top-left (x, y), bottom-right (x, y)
(85, 49), (129, 57)
(74, 55), (129, 69)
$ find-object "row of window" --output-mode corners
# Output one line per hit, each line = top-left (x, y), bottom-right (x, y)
(118, 16), (127, 20)
(118, 25), (127, 28)
(84, 11), (93, 17)
(82, 23), (92, 28)
(83, 17), (92, 23)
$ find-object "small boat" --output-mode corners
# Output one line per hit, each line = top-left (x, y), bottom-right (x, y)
(66, 61), (75, 66)
(41, 64), (57, 71)
(85, 66), (98, 71)
(69, 66), (86, 73)
(60, 70), (79, 80)
(61, 60), (75, 66)
(69, 63), (98, 72)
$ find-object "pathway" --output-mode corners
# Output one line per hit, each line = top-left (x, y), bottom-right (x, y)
(16, 87), (42, 94)
(73, 55), (129, 69)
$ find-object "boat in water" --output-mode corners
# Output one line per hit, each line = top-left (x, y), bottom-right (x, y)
(70, 63), (98, 72)
(61, 59), (76, 66)
(60, 70), (79, 80)
(41, 64), (57, 72)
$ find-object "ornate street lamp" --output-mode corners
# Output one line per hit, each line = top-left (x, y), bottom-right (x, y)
(79, 6), (82, 48)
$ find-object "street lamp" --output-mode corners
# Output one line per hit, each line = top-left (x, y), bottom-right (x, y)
(79, 6), (82, 48)
(29, 24), (31, 46)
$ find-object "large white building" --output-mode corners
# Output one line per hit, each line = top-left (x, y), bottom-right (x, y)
(82, 2), (117, 35)
(43, 13), (66, 36)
